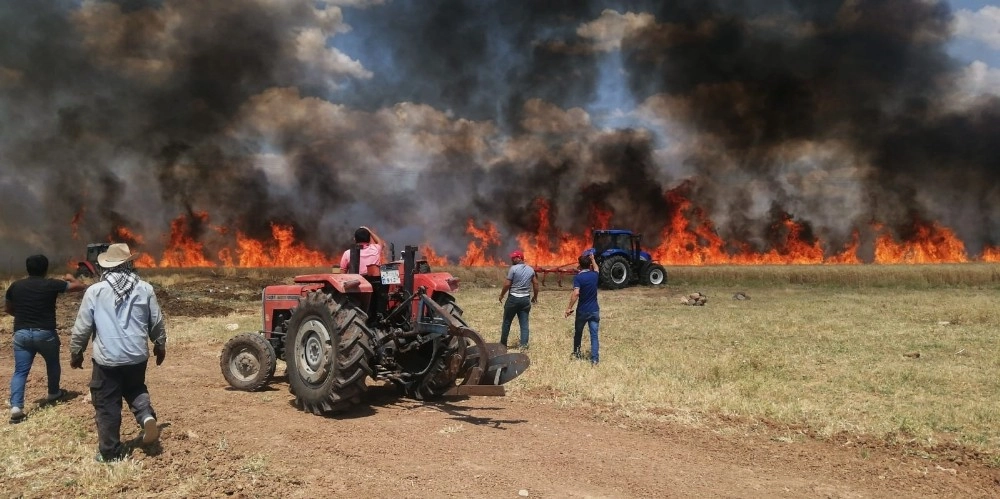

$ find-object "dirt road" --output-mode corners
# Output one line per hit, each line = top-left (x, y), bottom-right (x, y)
(3, 273), (998, 497)
(24, 346), (989, 498)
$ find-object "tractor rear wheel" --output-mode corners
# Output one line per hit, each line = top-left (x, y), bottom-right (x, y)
(403, 296), (472, 400)
(599, 255), (631, 289)
(284, 291), (374, 414)
(220, 333), (277, 391)
(642, 264), (667, 286)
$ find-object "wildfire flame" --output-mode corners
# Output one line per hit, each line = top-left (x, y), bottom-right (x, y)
(70, 186), (1000, 269)
(981, 247), (1000, 263)
(228, 224), (334, 267)
(872, 222), (968, 264)
(70, 209), (83, 240)
(420, 245), (449, 267)
(159, 212), (214, 268)
(458, 219), (502, 266)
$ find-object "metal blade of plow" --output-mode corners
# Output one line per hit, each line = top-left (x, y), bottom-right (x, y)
(483, 353), (531, 386)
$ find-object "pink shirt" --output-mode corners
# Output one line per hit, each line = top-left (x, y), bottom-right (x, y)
(339, 243), (383, 275)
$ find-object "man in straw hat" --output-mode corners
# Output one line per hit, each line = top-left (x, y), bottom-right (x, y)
(69, 243), (167, 462)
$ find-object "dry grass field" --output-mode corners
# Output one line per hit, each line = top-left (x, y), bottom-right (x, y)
(1, 263), (999, 497)
(460, 264), (1000, 457)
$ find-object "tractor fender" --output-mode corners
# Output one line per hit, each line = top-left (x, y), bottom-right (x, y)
(414, 272), (460, 294)
(293, 274), (374, 294)
(263, 277), (374, 333)
(262, 283), (325, 333)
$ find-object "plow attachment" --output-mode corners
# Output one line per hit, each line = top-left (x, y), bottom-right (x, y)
(421, 297), (531, 396)
(535, 263), (580, 287)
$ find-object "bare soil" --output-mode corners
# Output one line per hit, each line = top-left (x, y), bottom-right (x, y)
(4, 273), (999, 498)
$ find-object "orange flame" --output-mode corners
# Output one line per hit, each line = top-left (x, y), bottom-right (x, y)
(495, 188), (985, 267)
(230, 223), (334, 267)
(458, 219), (502, 266)
(111, 226), (156, 268)
(420, 245), (449, 267)
(70, 209), (84, 240)
(981, 246), (1000, 262)
(67, 188), (1000, 269)
(515, 199), (598, 266)
(873, 221), (968, 264)
(825, 230), (862, 264)
(159, 212), (214, 267)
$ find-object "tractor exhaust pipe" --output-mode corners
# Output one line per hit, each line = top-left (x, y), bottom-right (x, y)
(403, 244), (416, 298)
(348, 244), (361, 274)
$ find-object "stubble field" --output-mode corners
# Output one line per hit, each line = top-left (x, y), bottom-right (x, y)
(1, 264), (999, 497)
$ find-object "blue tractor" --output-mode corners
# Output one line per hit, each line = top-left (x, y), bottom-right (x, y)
(585, 229), (667, 289)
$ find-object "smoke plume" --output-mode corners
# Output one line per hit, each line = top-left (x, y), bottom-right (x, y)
(0, 0), (997, 265)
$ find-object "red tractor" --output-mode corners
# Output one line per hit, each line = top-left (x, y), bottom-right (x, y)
(73, 243), (111, 278)
(219, 245), (529, 414)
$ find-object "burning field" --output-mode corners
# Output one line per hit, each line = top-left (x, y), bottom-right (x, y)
(3, 265), (1000, 496)
(1, 1), (999, 270)
(4, 1), (1000, 496)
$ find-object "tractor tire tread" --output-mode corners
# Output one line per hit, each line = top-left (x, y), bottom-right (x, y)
(285, 291), (372, 414)
(220, 332), (277, 392)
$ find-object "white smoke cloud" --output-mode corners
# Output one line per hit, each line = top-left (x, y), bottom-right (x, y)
(576, 10), (656, 52)
(520, 98), (591, 134)
(295, 28), (372, 82)
(954, 6), (1000, 49)
(73, 0), (371, 86)
(946, 60), (1000, 110)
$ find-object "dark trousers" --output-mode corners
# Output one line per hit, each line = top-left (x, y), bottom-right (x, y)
(500, 295), (532, 347)
(90, 360), (155, 459)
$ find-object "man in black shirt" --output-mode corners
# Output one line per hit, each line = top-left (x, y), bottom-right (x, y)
(4, 254), (86, 423)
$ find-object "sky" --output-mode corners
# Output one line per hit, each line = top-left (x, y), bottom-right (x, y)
(0, 0), (998, 266)
(947, 0), (1000, 66)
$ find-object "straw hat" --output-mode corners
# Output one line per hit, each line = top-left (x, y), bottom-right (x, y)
(97, 243), (139, 268)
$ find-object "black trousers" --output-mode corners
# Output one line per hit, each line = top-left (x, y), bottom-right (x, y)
(89, 360), (156, 459)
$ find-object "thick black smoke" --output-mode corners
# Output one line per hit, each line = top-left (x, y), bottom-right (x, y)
(0, 0), (996, 266)
(616, 0), (1000, 252)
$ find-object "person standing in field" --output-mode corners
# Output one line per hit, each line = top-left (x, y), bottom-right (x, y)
(498, 250), (539, 350)
(4, 254), (87, 424)
(69, 243), (167, 462)
(565, 252), (600, 365)
(339, 226), (385, 275)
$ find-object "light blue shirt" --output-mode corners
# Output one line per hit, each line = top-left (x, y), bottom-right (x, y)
(70, 279), (166, 366)
(506, 263), (536, 297)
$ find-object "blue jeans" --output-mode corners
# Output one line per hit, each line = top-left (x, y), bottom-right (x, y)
(573, 311), (600, 363)
(10, 328), (62, 409)
(500, 295), (532, 347)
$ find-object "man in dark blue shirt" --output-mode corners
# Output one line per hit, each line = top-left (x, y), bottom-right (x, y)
(4, 254), (86, 423)
(565, 253), (600, 365)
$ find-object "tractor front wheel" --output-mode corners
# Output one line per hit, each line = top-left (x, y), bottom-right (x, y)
(284, 291), (374, 414)
(642, 264), (667, 286)
(220, 333), (277, 391)
(599, 255), (631, 289)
